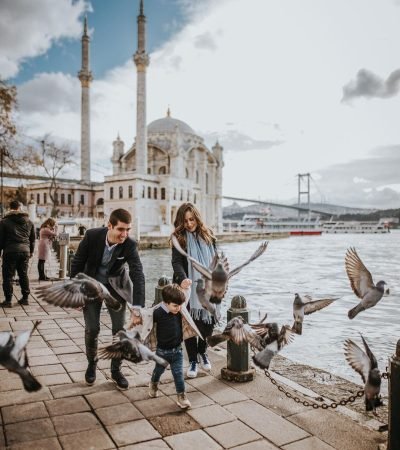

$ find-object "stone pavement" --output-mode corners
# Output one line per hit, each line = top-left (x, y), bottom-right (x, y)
(0, 258), (388, 449)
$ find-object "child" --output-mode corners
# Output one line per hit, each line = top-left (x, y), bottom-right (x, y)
(129, 279), (203, 409)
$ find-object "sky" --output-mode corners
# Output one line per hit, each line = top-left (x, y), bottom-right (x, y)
(1, 0), (400, 209)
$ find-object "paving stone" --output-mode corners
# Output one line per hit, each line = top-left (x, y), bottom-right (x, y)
(0, 376), (25, 391)
(46, 396), (90, 416)
(123, 386), (152, 402)
(188, 404), (236, 427)
(37, 373), (72, 386)
(134, 395), (179, 417)
(86, 390), (129, 409)
(62, 361), (89, 372)
(205, 420), (262, 448)
(5, 418), (56, 445)
(282, 436), (336, 450)
(107, 419), (161, 447)
(96, 402), (144, 426)
(37, 321), (58, 330)
(50, 380), (115, 398)
(158, 382), (196, 396)
(164, 429), (222, 450)
(230, 440), (280, 450)
(69, 370), (107, 383)
(29, 354), (60, 366)
(8, 436), (62, 450)
(52, 345), (82, 354)
(48, 339), (75, 347)
(57, 353), (87, 363)
(0, 387), (52, 408)
(2, 401), (48, 424)
(58, 428), (115, 450)
(187, 376), (247, 405)
(184, 391), (215, 408)
(52, 411), (101, 435)
(118, 439), (169, 449)
(226, 400), (309, 447)
(26, 347), (54, 356)
(31, 364), (67, 376)
(149, 412), (201, 437)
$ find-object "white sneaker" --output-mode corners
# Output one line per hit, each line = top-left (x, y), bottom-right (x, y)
(199, 353), (211, 371)
(176, 392), (191, 409)
(187, 361), (198, 378)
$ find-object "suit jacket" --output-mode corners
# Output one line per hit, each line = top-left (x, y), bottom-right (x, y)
(70, 227), (145, 306)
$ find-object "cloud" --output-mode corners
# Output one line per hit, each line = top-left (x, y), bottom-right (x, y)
(0, 0), (88, 79)
(342, 68), (400, 102)
(202, 130), (284, 152)
(193, 32), (218, 50)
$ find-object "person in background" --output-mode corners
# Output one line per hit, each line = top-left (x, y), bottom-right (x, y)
(37, 218), (58, 281)
(78, 224), (86, 237)
(70, 208), (145, 390)
(0, 200), (35, 307)
(171, 202), (218, 378)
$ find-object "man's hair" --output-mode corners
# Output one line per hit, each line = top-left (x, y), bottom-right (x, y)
(162, 284), (186, 305)
(9, 200), (20, 210)
(109, 208), (132, 226)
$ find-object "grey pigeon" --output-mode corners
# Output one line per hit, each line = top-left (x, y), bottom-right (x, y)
(195, 279), (221, 321)
(292, 294), (336, 335)
(35, 273), (122, 311)
(0, 321), (42, 392)
(171, 234), (268, 303)
(345, 247), (387, 319)
(98, 330), (168, 367)
(344, 334), (383, 412)
(251, 322), (296, 369)
(207, 316), (261, 348)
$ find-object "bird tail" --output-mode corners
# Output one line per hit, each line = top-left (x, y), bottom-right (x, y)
(252, 348), (275, 369)
(292, 321), (302, 335)
(20, 370), (42, 392)
(348, 304), (365, 320)
(152, 354), (169, 368)
(104, 296), (122, 312)
(207, 334), (228, 347)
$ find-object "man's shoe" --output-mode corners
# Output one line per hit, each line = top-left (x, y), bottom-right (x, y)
(111, 370), (129, 390)
(149, 381), (159, 398)
(187, 361), (198, 378)
(199, 353), (212, 371)
(0, 301), (12, 308)
(176, 392), (191, 409)
(85, 362), (97, 386)
(17, 298), (29, 306)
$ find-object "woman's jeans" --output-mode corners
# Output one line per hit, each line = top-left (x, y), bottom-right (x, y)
(151, 346), (185, 394)
(185, 318), (214, 362)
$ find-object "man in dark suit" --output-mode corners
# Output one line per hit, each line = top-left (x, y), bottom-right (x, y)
(71, 208), (145, 389)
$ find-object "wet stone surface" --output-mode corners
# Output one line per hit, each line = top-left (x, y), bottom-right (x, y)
(148, 412), (201, 437)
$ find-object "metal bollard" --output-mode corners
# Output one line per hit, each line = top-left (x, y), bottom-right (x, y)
(67, 249), (75, 278)
(154, 276), (170, 305)
(387, 339), (400, 450)
(221, 295), (255, 382)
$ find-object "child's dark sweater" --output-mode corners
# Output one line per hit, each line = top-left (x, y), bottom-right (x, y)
(153, 303), (183, 350)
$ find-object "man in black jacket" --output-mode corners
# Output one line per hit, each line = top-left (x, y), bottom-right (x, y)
(0, 200), (35, 307)
(70, 208), (145, 390)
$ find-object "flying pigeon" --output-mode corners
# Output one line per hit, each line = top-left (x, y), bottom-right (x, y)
(35, 273), (122, 311)
(344, 334), (383, 412)
(207, 316), (261, 348)
(345, 247), (387, 320)
(98, 330), (168, 367)
(195, 279), (221, 321)
(251, 322), (296, 369)
(0, 321), (42, 392)
(171, 234), (268, 303)
(292, 293), (336, 335)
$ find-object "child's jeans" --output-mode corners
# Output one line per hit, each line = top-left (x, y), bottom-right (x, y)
(151, 345), (185, 393)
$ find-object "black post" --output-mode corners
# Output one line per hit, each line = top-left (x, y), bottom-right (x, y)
(154, 276), (170, 305)
(0, 147), (4, 218)
(387, 339), (400, 450)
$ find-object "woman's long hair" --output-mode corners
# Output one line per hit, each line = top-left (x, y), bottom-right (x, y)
(40, 218), (56, 230)
(172, 202), (215, 249)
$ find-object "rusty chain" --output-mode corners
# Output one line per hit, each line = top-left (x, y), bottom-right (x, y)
(262, 368), (364, 409)
(381, 367), (389, 379)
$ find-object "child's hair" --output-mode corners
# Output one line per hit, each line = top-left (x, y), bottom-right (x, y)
(162, 284), (186, 305)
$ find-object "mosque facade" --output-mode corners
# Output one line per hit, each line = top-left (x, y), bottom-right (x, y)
(27, 0), (224, 234)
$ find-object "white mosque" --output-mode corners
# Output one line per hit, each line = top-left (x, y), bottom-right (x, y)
(27, 0), (224, 235)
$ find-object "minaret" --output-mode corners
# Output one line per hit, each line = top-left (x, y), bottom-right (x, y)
(133, 0), (150, 174)
(78, 16), (93, 182)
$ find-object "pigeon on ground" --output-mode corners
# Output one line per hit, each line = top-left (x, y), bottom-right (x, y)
(0, 321), (42, 392)
(207, 316), (261, 348)
(344, 334), (383, 412)
(292, 293), (336, 335)
(98, 330), (168, 367)
(345, 247), (387, 320)
(171, 234), (268, 303)
(35, 273), (122, 311)
(251, 322), (296, 369)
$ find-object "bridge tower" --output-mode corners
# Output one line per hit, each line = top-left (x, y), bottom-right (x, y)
(297, 173), (310, 218)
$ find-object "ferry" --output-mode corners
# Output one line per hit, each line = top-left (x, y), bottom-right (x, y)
(321, 219), (390, 234)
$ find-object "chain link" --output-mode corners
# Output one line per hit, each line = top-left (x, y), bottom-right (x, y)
(381, 367), (390, 379)
(263, 368), (364, 409)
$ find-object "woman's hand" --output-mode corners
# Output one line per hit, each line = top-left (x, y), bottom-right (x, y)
(180, 279), (192, 290)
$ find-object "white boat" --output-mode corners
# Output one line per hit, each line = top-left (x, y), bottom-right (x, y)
(321, 219), (390, 234)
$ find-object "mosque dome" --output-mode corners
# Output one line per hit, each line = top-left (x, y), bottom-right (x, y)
(147, 109), (195, 135)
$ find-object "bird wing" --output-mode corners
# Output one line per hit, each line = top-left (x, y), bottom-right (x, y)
(278, 325), (296, 349)
(11, 321), (40, 365)
(98, 340), (133, 361)
(171, 234), (212, 279)
(196, 280), (217, 316)
(303, 297), (336, 315)
(228, 319), (263, 348)
(35, 278), (89, 308)
(0, 331), (11, 347)
(360, 334), (378, 371)
(343, 338), (370, 383)
(228, 241), (268, 278)
(345, 247), (375, 299)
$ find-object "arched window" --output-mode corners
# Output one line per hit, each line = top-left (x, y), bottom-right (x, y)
(36, 193), (40, 204)
(154, 187), (158, 199)
(194, 194), (197, 204)
(61, 193), (65, 205)
(110, 187), (114, 200)
(185, 168), (189, 178)
(161, 188), (166, 200)
(173, 188), (176, 200)
(196, 170), (199, 184)
(128, 186), (133, 198)
(159, 166), (166, 174)
(206, 173), (209, 194)
(147, 168), (151, 174)
(147, 187), (151, 198)
(187, 191), (190, 201)
(142, 186), (145, 198)
(119, 186), (123, 199)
